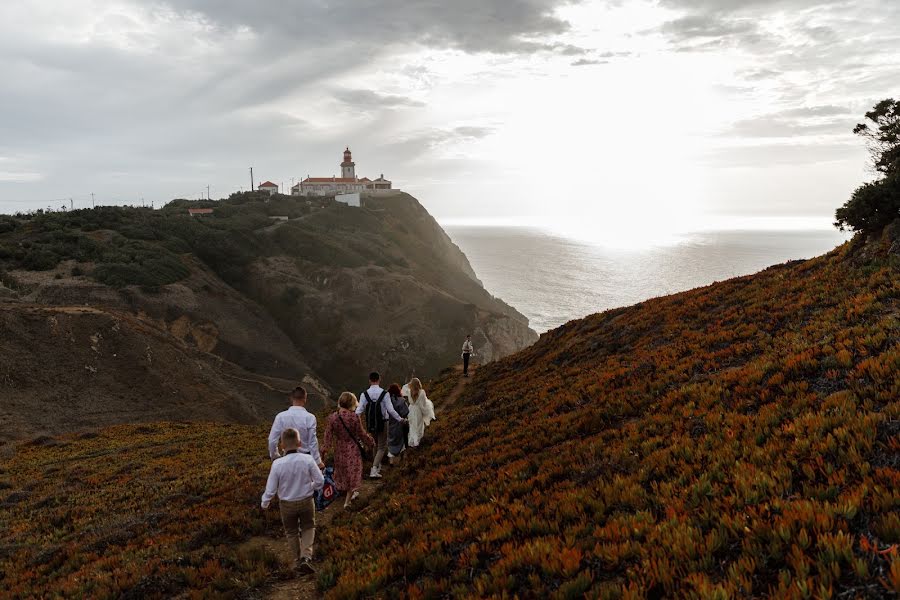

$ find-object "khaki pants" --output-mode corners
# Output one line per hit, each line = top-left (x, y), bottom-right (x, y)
(373, 428), (388, 470)
(279, 497), (316, 564)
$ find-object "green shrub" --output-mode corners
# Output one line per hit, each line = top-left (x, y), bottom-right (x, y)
(834, 174), (900, 233)
(836, 98), (900, 233)
(0, 217), (17, 234)
(93, 256), (189, 288)
(22, 249), (60, 271)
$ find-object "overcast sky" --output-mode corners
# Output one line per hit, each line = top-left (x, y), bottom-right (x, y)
(1, 0), (898, 238)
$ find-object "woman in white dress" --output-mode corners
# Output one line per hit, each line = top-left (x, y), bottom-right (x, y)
(406, 378), (435, 447)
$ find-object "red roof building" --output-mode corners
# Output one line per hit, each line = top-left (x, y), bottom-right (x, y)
(187, 208), (214, 216)
(290, 148), (392, 197)
(258, 181), (278, 196)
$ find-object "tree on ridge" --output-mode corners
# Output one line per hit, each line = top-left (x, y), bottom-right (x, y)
(834, 97), (900, 233)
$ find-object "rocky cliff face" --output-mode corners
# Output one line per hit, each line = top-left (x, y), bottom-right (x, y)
(0, 192), (536, 438)
(239, 192), (538, 386)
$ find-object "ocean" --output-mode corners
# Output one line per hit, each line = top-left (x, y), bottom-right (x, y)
(444, 226), (851, 333)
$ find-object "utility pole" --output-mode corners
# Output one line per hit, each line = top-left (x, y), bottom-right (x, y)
(207, 185), (210, 200)
(69, 198), (73, 211)
(91, 192), (95, 208)
(250, 167), (254, 191)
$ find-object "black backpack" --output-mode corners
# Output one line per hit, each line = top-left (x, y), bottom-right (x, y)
(363, 390), (388, 434)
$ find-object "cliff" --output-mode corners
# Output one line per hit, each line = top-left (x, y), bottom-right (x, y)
(0, 192), (536, 439)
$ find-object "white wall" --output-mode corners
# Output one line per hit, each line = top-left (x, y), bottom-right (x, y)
(335, 192), (361, 207)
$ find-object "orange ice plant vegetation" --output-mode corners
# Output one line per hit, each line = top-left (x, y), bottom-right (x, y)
(315, 243), (899, 598)
(0, 422), (285, 599)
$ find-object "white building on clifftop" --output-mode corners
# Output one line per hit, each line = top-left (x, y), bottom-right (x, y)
(291, 148), (393, 197)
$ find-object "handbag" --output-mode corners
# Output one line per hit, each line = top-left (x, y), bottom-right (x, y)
(314, 466), (337, 511)
(338, 412), (372, 460)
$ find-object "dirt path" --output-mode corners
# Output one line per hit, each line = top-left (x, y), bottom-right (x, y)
(438, 365), (473, 411)
(247, 367), (474, 600)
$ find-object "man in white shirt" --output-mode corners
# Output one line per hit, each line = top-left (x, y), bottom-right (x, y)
(355, 371), (405, 479)
(268, 386), (324, 469)
(261, 428), (325, 574)
(462, 335), (474, 377)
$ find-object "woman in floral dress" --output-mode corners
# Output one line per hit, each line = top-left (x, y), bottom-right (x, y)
(324, 392), (374, 508)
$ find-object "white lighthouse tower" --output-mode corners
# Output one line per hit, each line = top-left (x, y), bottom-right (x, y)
(340, 147), (356, 179)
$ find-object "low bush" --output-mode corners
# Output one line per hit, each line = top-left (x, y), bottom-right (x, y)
(93, 256), (190, 288)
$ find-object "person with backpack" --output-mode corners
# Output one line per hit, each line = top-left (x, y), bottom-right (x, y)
(355, 371), (406, 478)
(324, 392), (374, 509)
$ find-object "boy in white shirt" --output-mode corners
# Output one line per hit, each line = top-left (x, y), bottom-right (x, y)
(261, 428), (325, 574)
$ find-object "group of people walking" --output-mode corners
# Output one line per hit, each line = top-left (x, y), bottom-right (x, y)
(260, 369), (440, 574)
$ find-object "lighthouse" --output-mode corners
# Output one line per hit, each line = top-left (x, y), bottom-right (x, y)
(292, 147), (393, 196)
(340, 147), (356, 179)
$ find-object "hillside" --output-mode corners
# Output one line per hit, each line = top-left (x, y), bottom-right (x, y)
(1, 227), (896, 599)
(0, 192), (536, 439)
(317, 229), (899, 597)
(0, 303), (295, 444)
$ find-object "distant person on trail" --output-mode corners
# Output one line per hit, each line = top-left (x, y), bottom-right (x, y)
(268, 386), (325, 470)
(356, 371), (406, 479)
(461, 335), (474, 377)
(324, 392), (374, 509)
(386, 383), (410, 462)
(261, 428), (325, 575)
(406, 378), (436, 448)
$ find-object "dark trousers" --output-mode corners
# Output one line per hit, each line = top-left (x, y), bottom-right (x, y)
(463, 352), (471, 375)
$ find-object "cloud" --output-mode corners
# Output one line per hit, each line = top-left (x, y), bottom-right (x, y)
(453, 126), (495, 139)
(333, 89), (425, 109)
(657, 0), (836, 10)
(0, 171), (42, 183)
(0, 0), (583, 211)
(722, 105), (854, 139)
(383, 126), (496, 160)
(553, 43), (589, 56)
(701, 141), (860, 167)
(571, 58), (608, 66)
(157, 0), (577, 54)
(0, 0), (895, 219)
(661, 14), (758, 42)
(727, 117), (851, 138)
(776, 105), (850, 118)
